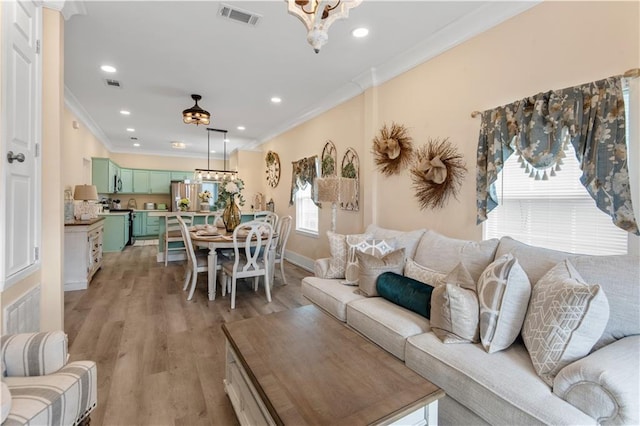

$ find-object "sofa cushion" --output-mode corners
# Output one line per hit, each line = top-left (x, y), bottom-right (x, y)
(346, 298), (430, 360)
(477, 254), (531, 353)
(404, 258), (446, 286)
(344, 238), (396, 285)
(376, 272), (434, 318)
(325, 231), (371, 279)
(405, 333), (596, 425)
(301, 276), (366, 322)
(1, 382), (10, 424)
(430, 263), (479, 343)
(522, 260), (609, 386)
(413, 230), (499, 282)
(495, 236), (572, 285)
(365, 224), (426, 260)
(355, 248), (405, 297)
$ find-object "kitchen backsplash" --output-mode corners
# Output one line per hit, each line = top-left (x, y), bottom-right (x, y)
(101, 193), (171, 210)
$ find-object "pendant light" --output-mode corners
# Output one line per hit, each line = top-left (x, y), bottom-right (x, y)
(182, 94), (211, 126)
(194, 128), (238, 182)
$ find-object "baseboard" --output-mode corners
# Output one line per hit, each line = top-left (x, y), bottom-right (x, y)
(283, 250), (314, 272)
(64, 281), (88, 291)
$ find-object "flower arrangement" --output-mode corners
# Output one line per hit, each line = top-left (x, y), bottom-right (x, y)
(215, 176), (245, 210)
(198, 190), (212, 202)
(178, 198), (190, 211)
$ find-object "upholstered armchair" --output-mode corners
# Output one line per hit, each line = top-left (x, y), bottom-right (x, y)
(1, 331), (97, 425)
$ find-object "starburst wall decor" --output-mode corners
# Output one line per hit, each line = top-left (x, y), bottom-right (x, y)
(372, 122), (414, 176)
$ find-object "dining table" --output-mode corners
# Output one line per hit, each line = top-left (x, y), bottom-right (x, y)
(190, 226), (277, 301)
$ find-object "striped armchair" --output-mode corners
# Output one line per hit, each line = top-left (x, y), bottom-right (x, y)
(1, 332), (97, 426)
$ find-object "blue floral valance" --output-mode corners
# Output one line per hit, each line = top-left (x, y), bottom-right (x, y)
(476, 75), (638, 235)
(290, 155), (320, 206)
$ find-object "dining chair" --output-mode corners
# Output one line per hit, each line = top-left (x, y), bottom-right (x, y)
(204, 211), (223, 227)
(165, 213), (194, 266)
(220, 221), (274, 309)
(253, 211), (278, 228)
(176, 216), (208, 300)
(273, 215), (292, 285)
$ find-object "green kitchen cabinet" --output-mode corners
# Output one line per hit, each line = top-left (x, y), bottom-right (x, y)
(92, 158), (117, 193)
(146, 215), (160, 236)
(132, 211), (145, 237)
(101, 214), (128, 252)
(170, 171), (193, 182)
(133, 170), (150, 194)
(120, 168), (133, 193)
(149, 171), (171, 194)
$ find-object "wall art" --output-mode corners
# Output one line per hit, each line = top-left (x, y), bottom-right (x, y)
(372, 122), (414, 176)
(340, 148), (359, 211)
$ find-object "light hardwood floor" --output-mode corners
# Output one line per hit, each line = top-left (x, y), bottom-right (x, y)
(64, 244), (313, 426)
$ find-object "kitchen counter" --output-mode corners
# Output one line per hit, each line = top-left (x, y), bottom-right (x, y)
(64, 217), (105, 226)
(99, 212), (130, 216)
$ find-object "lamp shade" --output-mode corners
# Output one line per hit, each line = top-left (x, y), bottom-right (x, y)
(315, 177), (340, 203)
(73, 184), (98, 201)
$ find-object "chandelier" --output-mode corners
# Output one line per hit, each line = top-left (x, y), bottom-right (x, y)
(286, 0), (363, 53)
(182, 94), (211, 126)
(194, 128), (238, 182)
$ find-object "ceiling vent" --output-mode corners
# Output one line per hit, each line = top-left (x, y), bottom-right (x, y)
(218, 3), (261, 27)
(104, 78), (121, 88)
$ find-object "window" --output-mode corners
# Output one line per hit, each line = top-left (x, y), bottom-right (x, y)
(484, 139), (628, 255)
(295, 184), (318, 235)
(201, 182), (219, 207)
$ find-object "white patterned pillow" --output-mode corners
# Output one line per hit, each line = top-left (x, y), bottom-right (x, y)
(354, 248), (405, 297)
(522, 260), (609, 386)
(325, 231), (371, 279)
(430, 262), (480, 343)
(404, 258), (446, 287)
(477, 253), (531, 353)
(343, 239), (396, 285)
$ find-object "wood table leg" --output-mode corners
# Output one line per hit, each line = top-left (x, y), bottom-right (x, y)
(208, 249), (218, 301)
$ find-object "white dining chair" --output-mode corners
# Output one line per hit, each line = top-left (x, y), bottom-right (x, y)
(176, 216), (208, 300)
(220, 221), (274, 310)
(253, 211), (278, 228)
(204, 212), (223, 227)
(165, 213), (194, 266)
(273, 215), (292, 285)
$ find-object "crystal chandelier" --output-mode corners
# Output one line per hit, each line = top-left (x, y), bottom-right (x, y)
(286, 0), (363, 53)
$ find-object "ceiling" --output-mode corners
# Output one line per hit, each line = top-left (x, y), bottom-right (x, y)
(63, 1), (536, 160)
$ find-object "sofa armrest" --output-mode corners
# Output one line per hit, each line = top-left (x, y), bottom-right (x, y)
(553, 335), (639, 425)
(314, 257), (331, 278)
(1, 331), (68, 377)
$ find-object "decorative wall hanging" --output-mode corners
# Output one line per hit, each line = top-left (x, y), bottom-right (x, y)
(475, 73), (639, 235)
(265, 151), (281, 188)
(321, 140), (337, 177)
(290, 156), (320, 206)
(340, 148), (359, 211)
(372, 122), (414, 176)
(411, 138), (467, 210)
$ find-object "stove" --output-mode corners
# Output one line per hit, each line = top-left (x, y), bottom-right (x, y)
(109, 209), (135, 246)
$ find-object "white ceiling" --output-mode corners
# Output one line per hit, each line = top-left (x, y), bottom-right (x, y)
(63, 1), (537, 160)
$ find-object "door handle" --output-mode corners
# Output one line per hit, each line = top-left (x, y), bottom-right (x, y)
(7, 151), (25, 164)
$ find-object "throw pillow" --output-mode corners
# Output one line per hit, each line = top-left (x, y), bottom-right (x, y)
(1, 381), (11, 424)
(404, 258), (446, 287)
(325, 231), (371, 279)
(477, 253), (531, 353)
(376, 272), (435, 318)
(343, 238), (396, 285)
(522, 260), (609, 386)
(430, 262), (480, 343)
(355, 248), (405, 297)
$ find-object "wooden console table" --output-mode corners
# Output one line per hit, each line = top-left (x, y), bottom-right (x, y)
(222, 305), (444, 425)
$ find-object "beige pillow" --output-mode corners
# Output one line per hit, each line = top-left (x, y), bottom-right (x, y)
(343, 239), (396, 285)
(355, 248), (405, 297)
(430, 262), (480, 343)
(522, 260), (609, 386)
(477, 253), (531, 353)
(404, 258), (446, 287)
(325, 231), (371, 279)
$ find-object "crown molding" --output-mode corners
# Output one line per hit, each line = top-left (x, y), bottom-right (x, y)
(40, 0), (87, 19)
(64, 86), (113, 151)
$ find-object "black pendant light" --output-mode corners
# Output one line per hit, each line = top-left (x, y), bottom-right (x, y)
(182, 94), (211, 125)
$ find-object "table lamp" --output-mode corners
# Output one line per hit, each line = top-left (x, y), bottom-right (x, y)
(74, 184), (99, 220)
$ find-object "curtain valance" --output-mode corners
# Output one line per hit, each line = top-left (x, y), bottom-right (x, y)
(476, 75), (638, 235)
(290, 156), (320, 206)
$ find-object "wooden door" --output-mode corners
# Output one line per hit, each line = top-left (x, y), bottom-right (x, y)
(1, 1), (41, 289)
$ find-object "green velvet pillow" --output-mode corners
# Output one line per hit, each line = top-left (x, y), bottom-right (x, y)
(376, 272), (435, 318)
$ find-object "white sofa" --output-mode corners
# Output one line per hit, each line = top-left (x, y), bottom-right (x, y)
(1, 331), (97, 426)
(302, 225), (640, 425)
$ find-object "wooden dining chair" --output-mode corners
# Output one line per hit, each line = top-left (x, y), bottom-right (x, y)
(253, 211), (278, 228)
(176, 216), (207, 300)
(220, 221), (274, 309)
(273, 215), (292, 285)
(165, 213), (194, 266)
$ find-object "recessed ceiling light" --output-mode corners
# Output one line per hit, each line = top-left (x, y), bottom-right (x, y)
(120, 110), (130, 115)
(133, 143), (140, 147)
(210, 150), (216, 153)
(237, 126), (245, 131)
(352, 27), (369, 38)
(101, 64), (117, 73)
(171, 142), (186, 149)
(224, 138), (230, 143)
(126, 128), (135, 132)
(271, 97), (282, 104)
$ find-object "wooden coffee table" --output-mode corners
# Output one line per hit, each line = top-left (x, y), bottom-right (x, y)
(222, 305), (444, 425)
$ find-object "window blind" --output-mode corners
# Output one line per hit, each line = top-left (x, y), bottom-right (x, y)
(295, 184), (318, 234)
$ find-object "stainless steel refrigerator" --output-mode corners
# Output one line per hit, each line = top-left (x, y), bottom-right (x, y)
(170, 181), (201, 212)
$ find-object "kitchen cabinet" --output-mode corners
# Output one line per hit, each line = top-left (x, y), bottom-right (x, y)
(64, 218), (104, 291)
(120, 168), (133, 193)
(133, 170), (150, 194)
(171, 171), (193, 182)
(92, 158), (117, 193)
(149, 171), (171, 194)
(146, 215), (160, 236)
(101, 213), (129, 252)
(132, 211), (144, 237)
